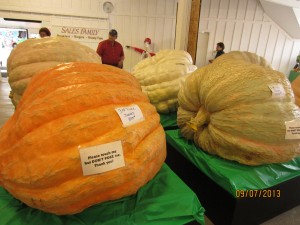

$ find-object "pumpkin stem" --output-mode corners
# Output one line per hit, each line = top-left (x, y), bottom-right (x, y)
(187, 107), (210, 132)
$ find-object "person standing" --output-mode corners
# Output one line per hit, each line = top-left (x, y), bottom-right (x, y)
(209, 42), (225, 63)
(96, 29), (124, 68)
(293, 55), (300, 72)
(39, 27), (51, 38)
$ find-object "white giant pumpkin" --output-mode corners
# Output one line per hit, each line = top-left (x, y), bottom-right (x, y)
(133, 50), (197, 114)
(177, 51), (300, 165)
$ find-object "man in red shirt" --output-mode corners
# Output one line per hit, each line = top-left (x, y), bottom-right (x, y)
(96, 29), (124, 68)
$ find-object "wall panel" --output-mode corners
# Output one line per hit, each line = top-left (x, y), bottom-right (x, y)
(197, 0), (300, 75)
(227, 0), (239, 19)
(279, 39), (294, 73)
(0, 0), (107, 18)
(256, 23), (270, 57)
(240, 22), (252, 51)
(272, 32), (286, 70)
(248, 23), (260, 52)
(245, 0), (257, 20)
(218, 0), (230, 19)
(264, 26), (278, 63)
(223, 21), (235, 49)
(236, 0), (247, 20)
(110, 0), (177, 71)
(231, 22), (243, 50)
(0, 0), (177, 72)
(209, 0), (220, 18)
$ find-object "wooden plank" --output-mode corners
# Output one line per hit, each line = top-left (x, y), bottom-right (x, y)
(187, 0), (201, 63)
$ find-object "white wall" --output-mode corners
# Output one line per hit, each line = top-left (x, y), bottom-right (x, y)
(108, 0), (177, 71)
(0, 0), (178, 72)
(197, 0), (300, 76)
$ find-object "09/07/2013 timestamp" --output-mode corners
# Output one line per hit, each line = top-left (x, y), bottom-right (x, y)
(236, 189), (281, 198)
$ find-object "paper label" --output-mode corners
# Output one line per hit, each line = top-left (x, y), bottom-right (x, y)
(115, 104), (144, 127)
(79, 141), (125, 176)
(285, 120), (300, 139)
(188, 64), (197, 73)
(292, 109), (300, 118)
(268, 84), (286, 98)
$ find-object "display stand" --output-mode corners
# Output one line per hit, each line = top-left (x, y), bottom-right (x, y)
(0, 164), (205, 225)
(159, 113), (178, 130)
(165, 130), (300, 225)
(288, 70), (300, 82)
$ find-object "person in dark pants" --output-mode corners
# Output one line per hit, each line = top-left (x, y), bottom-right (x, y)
(96, 29), (124, 68)
(209, 42), (225, 63)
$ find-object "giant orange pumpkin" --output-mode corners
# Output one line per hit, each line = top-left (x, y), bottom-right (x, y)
(0, 62), (166, 215)
(291, 75), (300, 106)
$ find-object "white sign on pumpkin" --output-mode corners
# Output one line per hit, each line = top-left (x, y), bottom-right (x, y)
(268, 84), (286, 98)
(285, 120), (300, 139)
(115, 104), (145, 127)
(79, 141), (125, 176)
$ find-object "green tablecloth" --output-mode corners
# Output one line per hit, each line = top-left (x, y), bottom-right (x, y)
(166, 130), (300, 197)
(0, 164), (205, 225)
(159, 113), (178, 129)
(288, 70), (300, 82)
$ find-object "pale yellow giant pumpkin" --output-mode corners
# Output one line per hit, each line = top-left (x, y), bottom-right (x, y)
(7, 37), (101, 106)
(177, 51), (300, 165)
(133, 50), (197, 114)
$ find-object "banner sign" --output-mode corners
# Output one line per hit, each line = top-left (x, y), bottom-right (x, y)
(53, 26), (107, 42)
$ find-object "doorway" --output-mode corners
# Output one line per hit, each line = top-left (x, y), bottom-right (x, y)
(195, 32), (209, 69)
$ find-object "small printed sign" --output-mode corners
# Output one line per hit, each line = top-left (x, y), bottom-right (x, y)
(187, 64), (197, 73)
(292, 109), (300, 118)
(285, 120), (300, 139)
(268, 84), (286, 98)
(79, 141), (125, 176)
(115, 104), (145, 127)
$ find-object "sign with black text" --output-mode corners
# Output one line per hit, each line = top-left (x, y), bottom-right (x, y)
(53, 26), (107, 42)
(115, 104), (145, 127)
(79, 141), (125, 176)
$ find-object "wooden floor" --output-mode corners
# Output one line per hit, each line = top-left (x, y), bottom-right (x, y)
(0, 76), (299, 225)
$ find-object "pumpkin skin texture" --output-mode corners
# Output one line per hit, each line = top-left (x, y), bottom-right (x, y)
(177, 51), (300, 165)
(291, 75), (300, 106)
(133, 50), (197, 114)
(7, 37), (102, 107)
(0, 62), (166, 215)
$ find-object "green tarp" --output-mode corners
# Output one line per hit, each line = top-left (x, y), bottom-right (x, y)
(288, 70), (300, 82)
(159, 113), (178, 129)
(0, 164), (205, 225)
(166, 129), (300, 197)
